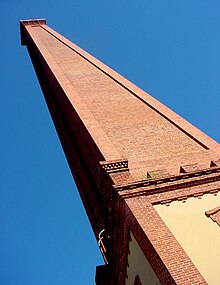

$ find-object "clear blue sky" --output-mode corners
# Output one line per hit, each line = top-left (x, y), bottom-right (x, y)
(1, 1), (220, 284)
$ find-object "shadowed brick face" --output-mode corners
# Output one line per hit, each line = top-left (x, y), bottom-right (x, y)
(20, 19), (220, 285)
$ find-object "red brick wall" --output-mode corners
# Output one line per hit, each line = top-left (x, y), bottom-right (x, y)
(20, 20), (220, 285)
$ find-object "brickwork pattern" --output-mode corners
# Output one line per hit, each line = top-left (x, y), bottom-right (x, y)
(117, 169), (220, 284)
(20, 20), (220, 285)
(22, 24), (220, 181)
(116, 167), (220, 197)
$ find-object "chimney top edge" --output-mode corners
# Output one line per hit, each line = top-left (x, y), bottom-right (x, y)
(20, 19), (46, 26)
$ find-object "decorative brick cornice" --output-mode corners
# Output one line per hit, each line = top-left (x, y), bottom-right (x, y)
(150, 183), (220, 206)
(20, 19), (46, 46)
(20, 19), (46, 26)
(100, 159), (129, 173)
(114, 166), (220, 197)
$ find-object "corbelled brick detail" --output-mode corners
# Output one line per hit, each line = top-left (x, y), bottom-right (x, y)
(20, 19), (46, 26)
(100, 159), (129, 173)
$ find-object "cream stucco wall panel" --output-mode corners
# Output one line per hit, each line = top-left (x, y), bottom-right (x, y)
(126, 233), (161, 285)
(154, 192), (220, 285)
